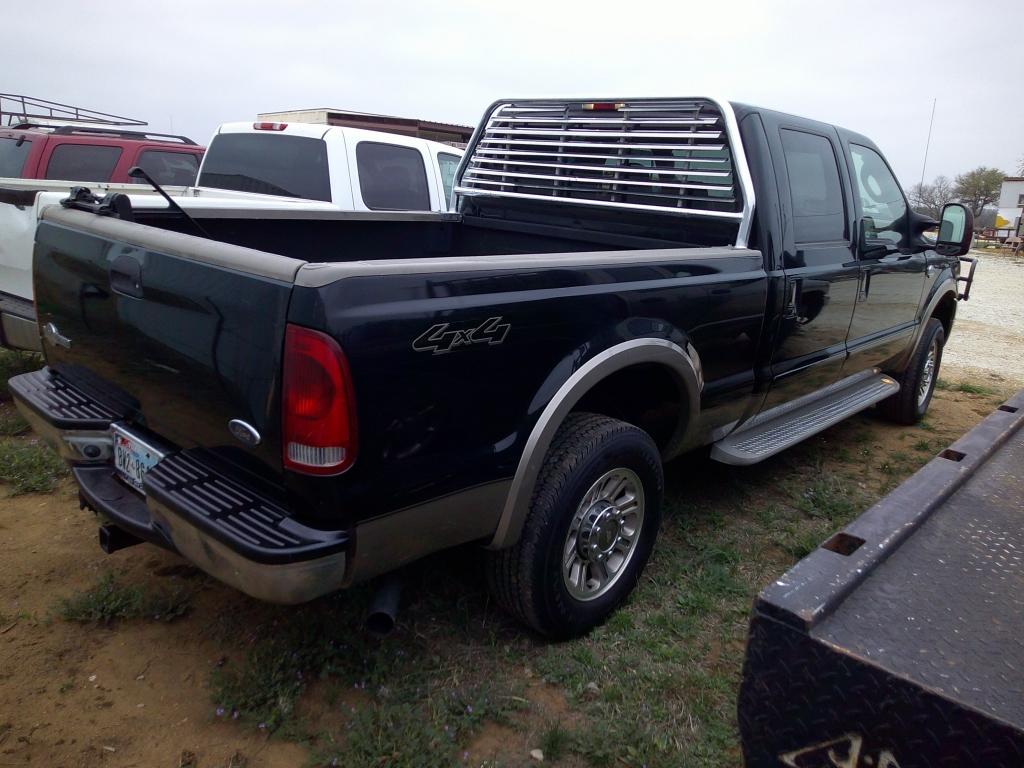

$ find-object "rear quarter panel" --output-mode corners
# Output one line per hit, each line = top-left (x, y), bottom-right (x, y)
(287, 250), (767, 527)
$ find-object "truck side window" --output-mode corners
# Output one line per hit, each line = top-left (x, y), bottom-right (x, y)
(135, 150), (200, 186)
(0, 137), (32, 177)
(848, 144), (907, 246)
(44, 144), (122, 182)
(780, 129), (846, 243)
(356, 143), (430, 211)
(437, 152), (461, 203)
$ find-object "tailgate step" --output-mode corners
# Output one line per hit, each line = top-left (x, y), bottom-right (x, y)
(9, 368), (120, 428)
(712, 372), (899, 465)
(144, 452), (348, 564)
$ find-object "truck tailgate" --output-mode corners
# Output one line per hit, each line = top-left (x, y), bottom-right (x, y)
(32, 206), (305, 474)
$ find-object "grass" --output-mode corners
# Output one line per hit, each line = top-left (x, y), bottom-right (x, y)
(0, 340), (976, 765)
(57, 572), (192, 624)
(0, 436), (67, 494)
(0, 353), (66, 494)
(0, 350), (41, 399)
(0, 404), (29, 436)
(203, 424), (903, 767)
(936, 378), (998, 396)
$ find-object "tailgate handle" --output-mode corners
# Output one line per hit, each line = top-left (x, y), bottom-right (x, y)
(110, 254), (143, 299)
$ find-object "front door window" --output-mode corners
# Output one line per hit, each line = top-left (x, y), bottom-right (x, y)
(849, 144), (907, 247)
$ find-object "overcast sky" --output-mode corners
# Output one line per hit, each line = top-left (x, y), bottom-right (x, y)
(6, 0), (1021, 187)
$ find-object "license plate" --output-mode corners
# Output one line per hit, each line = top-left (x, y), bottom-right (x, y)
(112, 425), (164, 494)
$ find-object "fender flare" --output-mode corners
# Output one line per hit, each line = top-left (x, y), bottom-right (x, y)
(909, 276), (957, 353)
(487, 338), (702, 550)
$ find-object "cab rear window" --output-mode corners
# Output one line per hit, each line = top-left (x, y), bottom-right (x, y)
(0, 136), (32, 177)
(198, 133), (331, 202)
(44, 144), (121, 182)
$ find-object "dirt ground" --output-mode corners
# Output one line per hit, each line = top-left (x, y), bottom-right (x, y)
(2, 362), (1019, 768)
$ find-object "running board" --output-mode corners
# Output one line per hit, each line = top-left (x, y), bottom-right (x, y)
(711, 373), (900, 465)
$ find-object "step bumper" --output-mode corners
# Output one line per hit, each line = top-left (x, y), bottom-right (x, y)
(9, 367), (350, 604)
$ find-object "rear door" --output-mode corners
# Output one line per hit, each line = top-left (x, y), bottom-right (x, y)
(761, 122), (860, 410)
(348, 133), (440, 212)
(41, 140), (122, 182)
(32, 206), (301, 474)
(841, 140), (926, 373)
(123, 147), (202, 186)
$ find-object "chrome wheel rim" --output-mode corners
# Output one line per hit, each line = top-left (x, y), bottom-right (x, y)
(918, 339), (938, 407)
(562, 468), (645, 602)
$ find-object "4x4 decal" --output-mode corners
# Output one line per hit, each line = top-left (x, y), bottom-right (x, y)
(413, 317), (510, 355)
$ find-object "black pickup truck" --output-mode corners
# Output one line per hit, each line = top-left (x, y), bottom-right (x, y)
(10, 98), (977, 637)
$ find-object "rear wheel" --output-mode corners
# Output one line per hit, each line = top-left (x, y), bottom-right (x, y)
(880, 318), (945, 425)
(485, 413), (663, 638)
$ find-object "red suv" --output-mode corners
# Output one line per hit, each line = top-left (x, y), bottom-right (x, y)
(0, 124), (205, 185)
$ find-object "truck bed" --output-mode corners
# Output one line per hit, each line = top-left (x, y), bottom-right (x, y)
(739, 391), (1024, 767)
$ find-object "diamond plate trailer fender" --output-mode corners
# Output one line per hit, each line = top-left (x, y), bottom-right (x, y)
(739, 390), (1024, 768)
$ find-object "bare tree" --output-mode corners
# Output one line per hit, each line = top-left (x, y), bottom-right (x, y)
(954, 167), (1005, 217)
(908, 175), (956, 219)
(1017, 154), (1024, 176)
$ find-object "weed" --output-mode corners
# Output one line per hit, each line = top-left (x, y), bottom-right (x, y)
(0, 437), (67, 494)
(540, 723), (572, 762)
(912, 439), (933, 453)
(918, 419), (937, 432)
(58, 573), (192, 624)
(935, 378), (952, 391)
(954, 381), (996, 396)
(312, 702), (449, 768)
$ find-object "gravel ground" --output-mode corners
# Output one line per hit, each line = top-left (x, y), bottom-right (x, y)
(942, 249), (1024, 385)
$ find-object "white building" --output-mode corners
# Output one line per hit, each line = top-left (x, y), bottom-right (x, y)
(995, 177), (1024, 238)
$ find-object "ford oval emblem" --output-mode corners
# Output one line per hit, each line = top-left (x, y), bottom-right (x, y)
(228, 419), (261, 447)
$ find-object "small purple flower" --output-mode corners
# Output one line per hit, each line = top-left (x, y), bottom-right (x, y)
(232, 710), (239, 720)
(258, 722), (267, 731)
(465, 705), (473, 714)
(215, 707), (225, 717)
(463, 752), (469, 762)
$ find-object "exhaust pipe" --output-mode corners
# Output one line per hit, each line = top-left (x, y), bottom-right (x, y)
(365, 573), (403, 637)
(99, 523), (142, 554)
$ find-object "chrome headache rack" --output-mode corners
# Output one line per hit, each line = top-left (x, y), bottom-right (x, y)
(454, 97), (755, 247)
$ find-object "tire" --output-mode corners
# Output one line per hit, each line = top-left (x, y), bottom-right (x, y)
(880, 318), (945, 425)
(486, 413), (663, 639)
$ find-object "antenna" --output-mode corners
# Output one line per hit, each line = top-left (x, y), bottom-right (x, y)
(918, 98), (937, 190)
(0, 94), (147, 127)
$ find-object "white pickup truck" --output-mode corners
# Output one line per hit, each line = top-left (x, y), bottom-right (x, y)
(0, 122), (463, 350)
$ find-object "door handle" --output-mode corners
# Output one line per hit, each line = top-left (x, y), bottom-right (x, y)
(109, 253), (143, 299)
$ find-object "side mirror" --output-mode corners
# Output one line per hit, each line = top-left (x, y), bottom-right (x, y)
(936, 203), (973, 257)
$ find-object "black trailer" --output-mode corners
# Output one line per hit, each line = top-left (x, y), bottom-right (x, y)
(739, 390), (1024, 768)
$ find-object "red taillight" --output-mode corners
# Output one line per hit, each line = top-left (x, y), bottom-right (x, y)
(581, 102), (624, 111)
(282, 324), (357, 475)
(253, 122), (288, 131)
